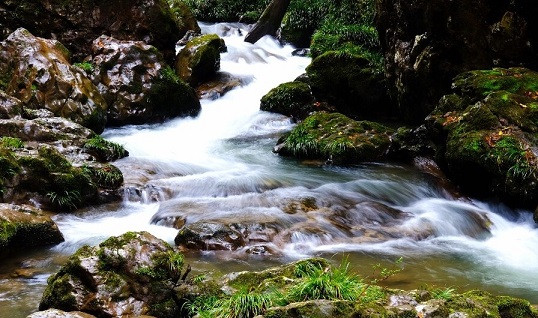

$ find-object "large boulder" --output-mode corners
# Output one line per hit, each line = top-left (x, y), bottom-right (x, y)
(89, 36), (200, 126)
(175, 34), (226, 87)
(376, 0), (538, 123)
(0, 123), (127, 211)
(260, 81), (318, 121)
(0, 29), (108, 133)
(274, 112), (394, 165)
(0, 0), (199, 63)
(426, 67), (538, 209)
(39, 231), (187, 318)
(305, 52), (391, 120)
(0, 204), (64, 255)
(0, 91), (23, 119)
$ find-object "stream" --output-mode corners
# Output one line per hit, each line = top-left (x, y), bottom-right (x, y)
(1, 22), (538, 317)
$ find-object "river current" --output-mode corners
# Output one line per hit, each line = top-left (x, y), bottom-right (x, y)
(1, 23), (537, 317)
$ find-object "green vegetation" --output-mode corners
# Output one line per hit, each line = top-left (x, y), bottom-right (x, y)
(81, 164), (124, 189)
(280, 112), (394, 164)
(0, 137), (24, 149)
(46, 190), (81, 210)
(260, 81), (315, 119)
(182, 0), (269, 22)
(187, 257), (403, 318)
(431, 287), (456, 301)
(83, 135), (128, 162)
(73, 61), (94, 73)
(288, 259), (362, 302)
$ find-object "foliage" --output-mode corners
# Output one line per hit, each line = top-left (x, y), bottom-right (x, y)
(431, 287), (456, 301)
(81, 164), (123, 189)
(181, 0), (269, 22)
(0, 137), (24, 149)
(46, 190), (82, 210)
(288, 258), (363, 302)
(73, 61), (94, 73)
(83, 135), (128, 162)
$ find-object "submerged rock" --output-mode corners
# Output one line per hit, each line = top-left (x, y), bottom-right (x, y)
(27, 309), (96, 318)
(89, 36), (200, 126)
(426, 67), (538, 209)
(0, 29), (107, 133)
(39, 231), (187, 318)
(0, 204), (64, 255)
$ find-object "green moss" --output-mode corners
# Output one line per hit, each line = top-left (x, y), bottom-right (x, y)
(0, 137), (24, 149)
(0, 218), (17, 247)
(81, 164), (124, 189)
(281, 112), (393, 164)
(260, 81), (314, 118)
(83, 135), (128, 162)
(73, 61), (94, 73)
(37, 146), (72, 172)
(40, 273), (78, 311)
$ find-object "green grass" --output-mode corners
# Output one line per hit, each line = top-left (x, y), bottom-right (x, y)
(288, 259), (363, 302)
(431, 287), (456, 301)
(46, 190), (82, 210)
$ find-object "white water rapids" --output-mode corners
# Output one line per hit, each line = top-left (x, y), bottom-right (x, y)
(1, 23), (538, 317)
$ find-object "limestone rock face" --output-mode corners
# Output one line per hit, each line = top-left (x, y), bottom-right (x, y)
(0, 28), (107, 133)
(39, 231), (185, 318)
(0, 0), (199, 63)
(376, 0), (538, 123)
(89, 36), (200, 126)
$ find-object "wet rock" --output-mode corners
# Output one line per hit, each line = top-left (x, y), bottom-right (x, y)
(305, 51), (392, 120)
(26, 309), (97, 318)
(275, 112), (394, 165)
(196, 72), (244, 100)
(426, 67), (538, 209)
(0, 117), (93, 143)
(39, 231), (187, 318)
(1, 136), (126, 211)
(260, 81), (317, 121)
(0, 0), (198, 63)
(90, 36), (201, 126)
(175, 221), (282, 251)
(0, 204), (64, 255)
(0, 28), (108, 133)
(175, 34), (227, 86)
(376, 0), (538, 123)
(0, 91), (23, 119)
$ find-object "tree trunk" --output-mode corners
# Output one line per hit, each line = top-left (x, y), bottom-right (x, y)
(244, 0), (291, 44)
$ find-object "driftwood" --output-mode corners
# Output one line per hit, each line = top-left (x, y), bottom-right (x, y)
(244, 0), (291, 44)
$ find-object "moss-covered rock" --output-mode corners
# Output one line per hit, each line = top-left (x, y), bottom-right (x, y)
(275, 112), (394, 165)
(175, 34), (227, 87)
(305, 52), (390, 120)
(426, 67), (538, 210)
(90, 36), (201, 126)
(39, 231), (188, 318)
(0, 204), (64, 255)
(260, 81), (317, 120)
(0, 28), (108, 133)
(82, 135), (128, 162)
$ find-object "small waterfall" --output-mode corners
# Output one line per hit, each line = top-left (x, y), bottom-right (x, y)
(3, 22), (537, 318)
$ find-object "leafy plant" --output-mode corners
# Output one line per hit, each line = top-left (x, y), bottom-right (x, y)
(288, 259), (363, 302)
(358, 257), (403, 300)
(0, 137), (24, 149)
(431, 287), (456, 301)
(83, 135), (128, 162)
(46, 190), (82, 210)
(73, 61), (94, 73)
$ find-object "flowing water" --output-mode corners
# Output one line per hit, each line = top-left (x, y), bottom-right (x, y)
(2, 22), (538, 317)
